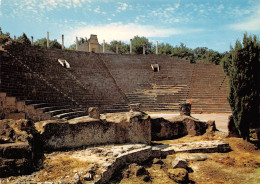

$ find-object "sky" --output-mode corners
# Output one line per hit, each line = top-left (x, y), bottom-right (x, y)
(0, 0), (260, 52)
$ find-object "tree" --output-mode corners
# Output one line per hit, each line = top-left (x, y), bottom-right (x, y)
(193, 47), (208, 61)
(106, 40), (130, 54)
(158, 43), (173, 55)
(78, 37), (87, 45)
(68, 44), (76, 50)
(68, 37), (87, 50)
(171, 43), (194, 61)
(34, 38), (47, 47)
(207, 50), (223, 65)
(50, 39), (62, 49)
(223, 33), (260, 140)
(17, 33), (31, 45)
(131, 36), (152, 54)
(35, 38), (62, 49)
(0, 27), (10, 44)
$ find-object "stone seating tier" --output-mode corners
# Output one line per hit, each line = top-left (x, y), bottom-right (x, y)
(2, 42), (129, 115)
(1, 41), (231, 120)
(102, 54), (231, 113)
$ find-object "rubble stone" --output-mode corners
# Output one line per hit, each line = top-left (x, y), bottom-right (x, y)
(168, 168), (189, 183)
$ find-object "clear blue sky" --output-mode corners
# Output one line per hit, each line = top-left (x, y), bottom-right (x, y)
(1, 0), (260, 52)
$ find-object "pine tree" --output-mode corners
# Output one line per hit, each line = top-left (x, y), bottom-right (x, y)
(17, 33), (31, 45)
(226, 33), (260, 140)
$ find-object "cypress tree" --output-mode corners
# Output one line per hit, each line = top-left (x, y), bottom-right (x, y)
(226, 33), (260, 140)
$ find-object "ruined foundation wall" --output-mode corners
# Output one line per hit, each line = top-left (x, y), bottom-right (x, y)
(35, 112), (151, 151)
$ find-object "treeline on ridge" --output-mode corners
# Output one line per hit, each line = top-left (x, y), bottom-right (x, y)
(0, 28), (224, 65)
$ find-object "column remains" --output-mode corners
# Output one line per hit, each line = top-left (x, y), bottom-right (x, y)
(76, 37), (79, 50)
(116, 43), (119, 54)
(156, 41), (158, 55)
(31, 36), (34, 46)
(62, 34), (64, 50)
(143, 45), (146, 55)
(130, 39), (132, 54)
(103, 40), (105, 53)
(89, 42), (92, 52)
(47, 32), (50, 48)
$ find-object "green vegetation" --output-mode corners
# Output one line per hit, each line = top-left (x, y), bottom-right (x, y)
(0, 27), (10, 44)
(102, 36), (224, 64)
(17, 33), (31, 45)
(105, 40), (130, 54)
(68, 37), (87, 50)
(131, 36), (153, 54)
(221, 33), (260, 140)
(35, 38), (62, 49)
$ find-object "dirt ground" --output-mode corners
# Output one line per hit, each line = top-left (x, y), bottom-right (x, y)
(108, 132), (260, 184)
(154, 133), (260, 184)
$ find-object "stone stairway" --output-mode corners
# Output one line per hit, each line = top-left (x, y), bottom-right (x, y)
(1, 41), (231, 120)
(1, 41), (129, 120)
(102, 54), (231, 113)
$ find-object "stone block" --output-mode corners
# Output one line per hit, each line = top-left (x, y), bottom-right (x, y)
(0, 143), (32, 159)
(5, 97), (16, 107)
(16, 101), (26, 112)
(206, 120), (218, 133)
(179, 103), (191, 116)
(0, 92), (7, 98)
(168, 168), (189, 183)
(129, 103), (141, 112)
(171, 158), (188, 169)
(5, 113), (26, 120)
(88, 107), (100, 119)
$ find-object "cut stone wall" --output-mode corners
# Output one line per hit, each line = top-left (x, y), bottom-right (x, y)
(35, 112), (151, 151)
(0, 93), (52, 121)
(151, 115), (208, 140)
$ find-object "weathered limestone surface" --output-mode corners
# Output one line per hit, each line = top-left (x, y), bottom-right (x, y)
(162, 140), (231, 154)
(0, 119), (41, 178)
(151, 115), (208, 140)
(35, 112), (151, 151)
(88, 107), (100, 119)
(168, 168), (189, 183)
(0, 119), (33, 144)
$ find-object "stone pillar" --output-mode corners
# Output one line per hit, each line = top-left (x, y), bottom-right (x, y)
(62, 34), (64, 50)
(179, 103), (191, 116)
(143, 45), (146, 55)
(89, 42), (92, 52)
(88, 107), (100, 119)
(47, 32), (50, 48)
(103, 40), (105, 53)
(14, 35), (16, 41)
(156, 41), (158, 55)
(31, 36), (34, 46)
(130, 39), (132, 54)
(76, 37), (78, 50)
(116, 44), (119, 54)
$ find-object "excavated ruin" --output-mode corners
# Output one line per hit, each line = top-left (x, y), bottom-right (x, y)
(0, 41), (240, 183)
